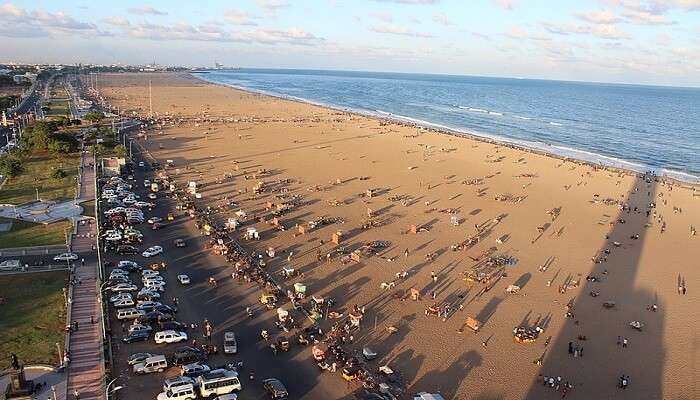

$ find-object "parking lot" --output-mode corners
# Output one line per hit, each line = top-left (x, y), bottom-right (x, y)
(102, 149), (353, 399)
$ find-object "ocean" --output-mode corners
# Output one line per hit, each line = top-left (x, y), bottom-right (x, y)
(193, 69), (700, 183)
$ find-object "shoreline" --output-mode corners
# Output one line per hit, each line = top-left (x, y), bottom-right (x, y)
(190, 72), (700, 188)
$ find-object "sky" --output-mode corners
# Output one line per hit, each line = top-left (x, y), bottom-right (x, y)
(1, 0), (700, 86)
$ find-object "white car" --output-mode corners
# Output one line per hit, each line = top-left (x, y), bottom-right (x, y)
(122, 197), (137, 206)
(148, 193), (157, 200)
(118, 260), (140, 270)
(104, 232), (123, 242)
(142, 269), (160, 277)
(154, 330), (188, 344)
(142, 246), (163, 258)
(177, 275), (191, 285)
(147, 217), (163, 224)
(110, 283), (138, 292)
(128, 324), (153, 335)
(143, 276), (165, 285)
(104, 207), (126, 215)
(134, 201), (155, 208)
(144, 282), (166, 292)
(114, 298), (135, 308)
(110, 293), (133, 303)
(53, 253), (79, 262)
(144, 180), (151, 188)
(136, 301), (162, 311)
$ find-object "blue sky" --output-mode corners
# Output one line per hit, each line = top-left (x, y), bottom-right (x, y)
(2, 0), (700, 86)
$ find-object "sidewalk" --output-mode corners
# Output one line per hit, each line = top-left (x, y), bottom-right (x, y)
(65, 150), (105, 400)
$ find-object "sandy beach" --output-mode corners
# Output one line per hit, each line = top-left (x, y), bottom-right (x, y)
(98, 72), (700, 400)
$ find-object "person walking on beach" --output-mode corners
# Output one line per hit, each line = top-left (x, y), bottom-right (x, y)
(404, 248), (409, 258)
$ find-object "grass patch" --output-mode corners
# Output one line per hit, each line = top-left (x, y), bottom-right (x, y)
(0, 151), (79, 205)
(81, 200), (96, 218)
(46, 100), (69, 116)
(0, 271), (68, 366)
(0, 217), (71, 249)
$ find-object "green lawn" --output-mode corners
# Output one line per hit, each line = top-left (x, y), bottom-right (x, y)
(46, 100), (70, 116)
(0, 271), (69, 366)
(0, 217), (71, 249)
(0, 151), (80, 205)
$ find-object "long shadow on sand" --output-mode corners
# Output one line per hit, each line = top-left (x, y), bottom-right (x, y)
(526, 175), (664, 399)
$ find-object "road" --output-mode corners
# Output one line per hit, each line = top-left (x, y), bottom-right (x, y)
(106, 146), (354, 399)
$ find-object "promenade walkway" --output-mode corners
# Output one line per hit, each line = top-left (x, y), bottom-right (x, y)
(66, 150), (105, 400)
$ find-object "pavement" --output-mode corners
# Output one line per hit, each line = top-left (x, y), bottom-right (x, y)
(0, 365), (67, 400)
(65, 150), (105, 400)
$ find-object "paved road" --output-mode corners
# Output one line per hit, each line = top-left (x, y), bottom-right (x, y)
(105, 146), (353, 399)
(65, 150), (105, 400)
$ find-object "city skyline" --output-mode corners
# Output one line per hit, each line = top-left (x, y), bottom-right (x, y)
(2, 0), (700, 87)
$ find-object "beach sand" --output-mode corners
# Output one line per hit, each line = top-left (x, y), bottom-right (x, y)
(98, 72), (700, 399)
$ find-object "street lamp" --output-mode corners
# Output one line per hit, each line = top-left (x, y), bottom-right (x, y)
(106, 376), (123, 399)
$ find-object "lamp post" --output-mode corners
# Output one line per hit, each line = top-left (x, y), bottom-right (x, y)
(105, 376), (123, 400)
(35, 187), (39, 201)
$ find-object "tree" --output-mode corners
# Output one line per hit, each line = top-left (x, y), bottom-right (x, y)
(0, 154), (23, 177)
(51, 169), (67, 179)
(92, 144), (107, 157)
(83, 111), (105, 124)
(114, 144), (128, 158)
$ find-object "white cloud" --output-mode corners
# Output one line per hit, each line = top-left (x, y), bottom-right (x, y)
(506, 25), (551, 41)
(494, 0), (515, 10)
(576, 10), (621, 24)
(126, 21), (322, 46)
(372, 0), (439, 4)
(103, 16), (130, 27)
(432, 13), (453, 26)
(372, 24), (433, 37)
(127, 6), (168, 16)
(224, 9), (259, 26)
(0, 4), (101, 38)
(256, 0), (290, 14)
(370, 11), (394, 22)
(543, 22), (630, 39)
(606, 0), (700, 13)
(622, 10), (675, 24)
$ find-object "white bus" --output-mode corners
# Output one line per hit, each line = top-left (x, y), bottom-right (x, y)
(197, 369), (242, 397)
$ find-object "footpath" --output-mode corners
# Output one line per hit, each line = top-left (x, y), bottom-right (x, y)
(65, 150), (105, 400)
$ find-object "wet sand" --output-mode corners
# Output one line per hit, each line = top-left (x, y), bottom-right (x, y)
(99, 72), (700, 400)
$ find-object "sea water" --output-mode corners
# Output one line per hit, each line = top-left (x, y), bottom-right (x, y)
(195, 69), (700, 183)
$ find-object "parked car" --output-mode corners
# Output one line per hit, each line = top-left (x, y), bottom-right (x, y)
(180, 363), (210, 378)
(177, 275), (191, 285)
(128, 324), (153, 335)
(155, 330), (188, 344)
(117, 245), (140, 255)
(128, 352), (154, 366)
(159, 321), (187, 332)
(114, 298), (135, 308)
(122, 330), (150, 343)
(53, 253), (78, 262)
(163, 376), (196, 393)
(109, 283), (138, 292)
(156, 383), (196, 400)
(142, 246), (163, 258)
(148, 193), (158, 200)
(262, 378), (289, 399)
(110, 293), (133, 303)
(171, 347), (207, 366)
(118, 260), (142, 271)
(174, 239), (186, 248)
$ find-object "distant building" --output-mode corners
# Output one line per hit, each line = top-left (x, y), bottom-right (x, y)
(102, 157), (126, 176)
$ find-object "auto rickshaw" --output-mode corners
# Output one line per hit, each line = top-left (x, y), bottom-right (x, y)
(149, 262), (167, 271)
(167, 212), (175, 221)
(277, 336), (290, 352)
(341, 366), (363, 382)
(259, 293), (278, 309)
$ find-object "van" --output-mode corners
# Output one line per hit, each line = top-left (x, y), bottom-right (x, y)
(223, 332), (237, 354)
(197, 369), (241, 397)
(133, 355), (168, 374)
(157, 383), (196, 400)
(0, 259), (20, 271)
(117, 308), (145, 320)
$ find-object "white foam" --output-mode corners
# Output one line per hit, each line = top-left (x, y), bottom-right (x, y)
(513, 115), (532, 120)
(549, 122), (563, 126)
(488, 111), (503, 116)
